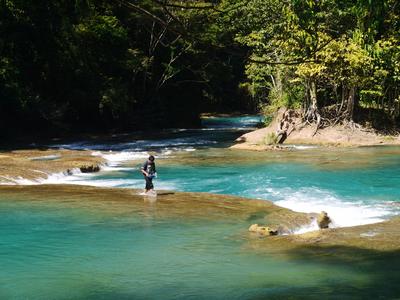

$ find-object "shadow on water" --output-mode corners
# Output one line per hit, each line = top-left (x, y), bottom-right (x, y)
(0, 115), (263, 152)
(246, 211), (270, 222)
(45, 245), (400, 299)
(249, 245), (400, 300)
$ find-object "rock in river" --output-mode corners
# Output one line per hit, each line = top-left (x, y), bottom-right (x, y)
(249, 224), (279, 236)
(80, 164), (100, 173)
(317, 211), (332, 229)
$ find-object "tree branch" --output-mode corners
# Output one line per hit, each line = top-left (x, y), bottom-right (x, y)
(114, 0), (187, 37)
(152, 0), (221, 12)
(249, 58), (319, 65)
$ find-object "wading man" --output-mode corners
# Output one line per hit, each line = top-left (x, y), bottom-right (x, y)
(140, 155), (157, 194)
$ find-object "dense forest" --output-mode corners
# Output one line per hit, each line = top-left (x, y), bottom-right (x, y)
(1, 0), (399, 137)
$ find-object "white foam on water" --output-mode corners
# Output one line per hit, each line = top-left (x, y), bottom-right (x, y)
(93, 149), (185, 160)
(0, 182), (13, 185)
(162, 150), (173, 156)
(12, 177), (36, 185)
(96, 151), (149, 163)
(92, 147), (195, 167)
(3, 166), (178, 190)
(160, 147), (195, 155)
(30, 154), (62, 161)
(101, 165), (135, 172)
(0, 168), (83, 185)
(99, 137), (216, 151)
(0, 176), (20, 185)
(291, 145), (319, 150)
(48, 176), (141, 188)
(292, 219), (320, 234)
(91, 151), (103, 156)
(143, 138), (217, 147)
(6, 169), (143, 188)
(360, 231), (378, 237)
(37, 168), (87, 185)
(2, 147), (180, 188)
(51, 137), (215, 152)
(271, 187), (394, 228)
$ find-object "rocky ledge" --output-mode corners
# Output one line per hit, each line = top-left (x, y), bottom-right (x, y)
(1, 184), (398, 252)
(0, 149), (105, 184)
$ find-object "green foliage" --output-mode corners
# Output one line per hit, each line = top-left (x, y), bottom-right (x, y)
(74, 15), (129, 57)
(224, 0), (400, 126)
(1, 0), (399, 136)
(0, 0), (250, 135)
(262, 114), (273, 127)
(264, 132), (278, 145)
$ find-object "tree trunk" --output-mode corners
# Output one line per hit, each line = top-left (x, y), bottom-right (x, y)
(310, 80), (318, 113)
(303, 81), (310, 116)
(275, 68), (283, 100)
(346, 86), (356, 121)
(302, 80), (321, 135)
(304, 79), (319, 120)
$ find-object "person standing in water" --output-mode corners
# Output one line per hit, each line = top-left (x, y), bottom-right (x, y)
(141, 155), (157, 193)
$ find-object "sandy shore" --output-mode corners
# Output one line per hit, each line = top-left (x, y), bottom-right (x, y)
(0, 149), (105, 184)
(231, 110), (400, 150)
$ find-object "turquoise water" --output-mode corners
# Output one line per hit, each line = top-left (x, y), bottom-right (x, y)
(2, 115), (400, 299)
(1, 196), (400, 299)
(66, 145), (400, 227)
(39, 115), (400, 226)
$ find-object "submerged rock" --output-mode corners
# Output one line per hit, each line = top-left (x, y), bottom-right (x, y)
(249, 224), (259, 232)
(317, 211), (331, 229)
(258, 226), (279, 236)
(249, 224), (279, 236)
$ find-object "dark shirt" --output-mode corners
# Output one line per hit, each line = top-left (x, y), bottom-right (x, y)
(142, 161), (156, 175)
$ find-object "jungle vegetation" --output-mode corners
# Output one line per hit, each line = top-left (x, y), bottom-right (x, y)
(1, 0), (399, 136)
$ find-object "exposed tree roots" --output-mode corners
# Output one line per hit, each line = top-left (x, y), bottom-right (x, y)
(274, 105), (377, 143)
(275, 109), (302, 143)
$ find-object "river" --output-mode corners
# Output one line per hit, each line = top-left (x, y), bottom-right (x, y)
(1, 115), (400, 299)
(30, 115), (400, 228)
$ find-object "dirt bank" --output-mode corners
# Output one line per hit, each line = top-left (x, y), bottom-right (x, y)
(231, 108), (400, 150)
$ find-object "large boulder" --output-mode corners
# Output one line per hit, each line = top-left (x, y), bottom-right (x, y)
(317, 211), (332, 229)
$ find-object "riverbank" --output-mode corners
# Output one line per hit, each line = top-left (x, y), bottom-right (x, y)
(231, 109), (400, 150)
(0, 149), (105, 184)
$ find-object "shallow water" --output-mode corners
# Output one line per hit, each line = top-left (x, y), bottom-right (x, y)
(15, 115), (400, 227)
(2, 115), (400, 299)
(48, 146), (400, 228)
(157, 147), (400, 227)
(1, 192), (399, 299)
